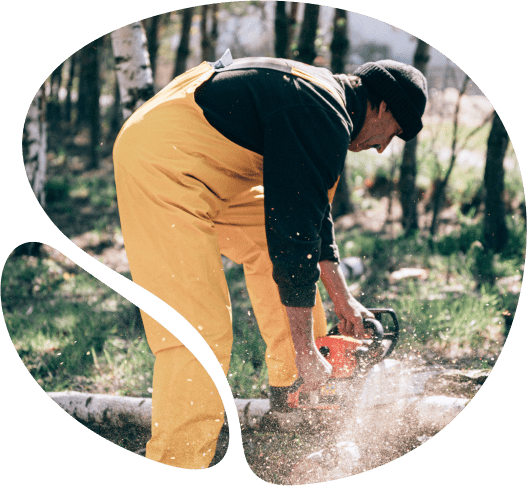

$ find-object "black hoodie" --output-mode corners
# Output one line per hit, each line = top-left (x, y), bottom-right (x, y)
(195, 59), (367, 307)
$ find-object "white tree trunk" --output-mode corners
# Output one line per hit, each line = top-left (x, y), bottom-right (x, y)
(23, 86), (47, 206)
(48, 364), (481, 433)
(110, 22), (155, 120)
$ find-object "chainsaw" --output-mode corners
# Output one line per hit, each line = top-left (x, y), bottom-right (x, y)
(285, 308), (400, 411)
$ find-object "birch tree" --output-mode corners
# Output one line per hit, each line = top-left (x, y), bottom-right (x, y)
(19, 88), (47, 257)
(23, 86), (47, 207)
(111, 22), (155, 121)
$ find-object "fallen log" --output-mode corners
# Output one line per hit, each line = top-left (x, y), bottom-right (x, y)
(48, 392), (152, 429)
(48, 391), (468, 437)
(48, 361), (481, 432)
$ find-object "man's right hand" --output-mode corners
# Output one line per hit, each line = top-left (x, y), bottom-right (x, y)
(295, 345), (333, 392)
(286, 306), (333, 392)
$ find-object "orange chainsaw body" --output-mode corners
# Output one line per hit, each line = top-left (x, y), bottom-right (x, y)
(286, 335), (364, 410)
(315, 335), (363, 378)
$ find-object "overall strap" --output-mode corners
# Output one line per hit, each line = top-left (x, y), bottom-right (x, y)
(209, 49), (345, 107)
(209, 49), (291, 74)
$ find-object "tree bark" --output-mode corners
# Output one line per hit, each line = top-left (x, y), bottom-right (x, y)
(110, 79), (123, 136)
(399, 39), (430, 234)
(288, 3), (299, 56)
(430, 75), (470, 236)
(330, 9), (349, 74)
(274, 1), (289, 58)
(47, 61), (64, 124)
(76, 37), (102, 169)
(111, 22), (155, 121)
(64, 53), (76, 124)
(76, 42), (94, 127)
(174, 7), (194, 77)
(200, 4), (219, 62)
(329, 9), (353, 218)
(23, 86), (47, 207)
(200, 5), (211, 61)
(295, 4), (320, 65)
(144, 15), (161, 81)
(331, 171), (353, 218)
(483, 112), (510, 252)
(210, 4), (219, 60)
(87, 37), (101, 170)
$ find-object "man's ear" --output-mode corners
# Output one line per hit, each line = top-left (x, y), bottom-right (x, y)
(377, 100), (388, 119)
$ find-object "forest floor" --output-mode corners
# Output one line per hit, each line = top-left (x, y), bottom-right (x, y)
(4, 98), (525, 483)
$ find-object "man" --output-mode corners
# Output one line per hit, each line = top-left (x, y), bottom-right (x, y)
(112, 50), (427, 469)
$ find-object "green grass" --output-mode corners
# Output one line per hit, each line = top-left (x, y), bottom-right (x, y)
(333, 220), (522, 367)
(4, 191), (523, 396)
(1, 249), (271, 398)
(2, 254), (154, 395)
(5, 114), (525, 395)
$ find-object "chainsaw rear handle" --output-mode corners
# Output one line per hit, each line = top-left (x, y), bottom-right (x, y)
(362, 317), (384, 341)
(353, 318), (385, 367)
(328, 307), (400, 360)
(368, 308), (400, 359)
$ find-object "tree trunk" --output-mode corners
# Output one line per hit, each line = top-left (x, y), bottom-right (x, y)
(110, 79), (123, 136)
(144, 15), (161, 82)
(174, 7), (194, 77)
(76, 43), (93, 127)
(200, 4), (219, 62)
(210, 4), (219, 61)
(23, 86), (47, 207)
(330, 9), (349, 74)
(399, 39), (430, 235)
(87, 37), (101, 170)
(331, 169), (353, 218)
(295, 4), (320, 65)
(64, 53), (76, 124)
(111, 22), (155, 121)
(329, 9), (352, 218)
(275, 1), (289, 58)
(288, 3), (299, 57)
(430, 75), (470, 236)
(47, 61), (64, 124)
(200, 5), (210, 61)
(483, 112), (510, 252)
(75, 37), (102, 169)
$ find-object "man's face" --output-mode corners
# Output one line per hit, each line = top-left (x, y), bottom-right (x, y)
(348, 101), (403, 154)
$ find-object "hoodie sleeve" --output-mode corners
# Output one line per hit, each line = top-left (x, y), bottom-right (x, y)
(319, 204), (340, 263)
(263, 103), (349, 307)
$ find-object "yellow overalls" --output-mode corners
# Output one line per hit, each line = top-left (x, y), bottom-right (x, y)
(113, 60), (339, 469)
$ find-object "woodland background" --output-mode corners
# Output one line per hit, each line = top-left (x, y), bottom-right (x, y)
(2, 2), (524, 403)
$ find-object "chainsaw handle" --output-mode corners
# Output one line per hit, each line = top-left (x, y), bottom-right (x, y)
(355, 318), (385, 368)
(368, 308), (400, 359)
(363, 318), (384, 341)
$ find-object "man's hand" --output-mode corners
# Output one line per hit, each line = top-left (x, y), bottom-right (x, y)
(295, 345), (333, 392)
(286, 306), (333, 392)
(319, 260), (374, 339)
(334, 297), (373, 339)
